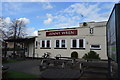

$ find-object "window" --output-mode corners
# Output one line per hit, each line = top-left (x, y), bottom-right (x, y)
(90, 28), (94, 34)
(61, 40), (65, 48)
(90, 44), (101, 50)
(79, 39), (83, 48)
(46, 40), (50, 48)
(56, 40), (59, 48)
(71, 39), (85, 49)
(55, 39), (66, 48)
(72, 39), (77, 48)
(42, 40), (45, 48)
(40, 40), (51, 49)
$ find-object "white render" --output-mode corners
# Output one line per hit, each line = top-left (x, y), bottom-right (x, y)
(35, 21), (107, 59)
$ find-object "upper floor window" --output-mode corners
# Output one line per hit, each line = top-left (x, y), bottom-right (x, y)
(55, 39), (66, 49)
(71, 39), (85, 49)
(90, 28), (94, 34)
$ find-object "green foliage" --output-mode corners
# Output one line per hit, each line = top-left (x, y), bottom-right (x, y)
(3, 59), (24, 64)
(71, 51), (78, 58)
(3, 71), (38, 78)
(82, 51), (100, 60)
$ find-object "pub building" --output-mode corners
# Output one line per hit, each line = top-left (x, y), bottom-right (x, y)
(34, 21), (107, 59)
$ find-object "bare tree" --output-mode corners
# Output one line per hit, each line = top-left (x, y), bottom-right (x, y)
(0, 17), (10, 40)
(0, 17), (27, 40)
(0, 17), (28, 58)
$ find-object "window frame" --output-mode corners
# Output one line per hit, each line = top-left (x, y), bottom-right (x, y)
(42, 40), (45, 48)
(71, 38), (85, 49)
(61, 39), (66, 48)
(90, 27), (94, 34)
(90, 44), (101, 50)
(55, 40), (60, 48)
(72, 39), (77, 48)
(40, 40), (51, 49)
(54, 39), (67, 49)
(79, 39), (84, 48)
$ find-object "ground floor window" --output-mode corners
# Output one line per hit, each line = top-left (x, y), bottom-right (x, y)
(55, 39), (66, 49)
(40, 40), (51, 49)
(71, 39), (85, 49)
(90, 44), (101, 50)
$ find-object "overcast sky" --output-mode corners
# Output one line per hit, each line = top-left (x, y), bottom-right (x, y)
(1, 1), (118, 36)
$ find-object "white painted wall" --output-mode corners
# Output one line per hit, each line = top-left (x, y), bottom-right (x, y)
(28, 42), (34, 57)
(35, 21), (107, 59)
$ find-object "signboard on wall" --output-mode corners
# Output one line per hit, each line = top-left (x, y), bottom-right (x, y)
(46, 30), (77, 36)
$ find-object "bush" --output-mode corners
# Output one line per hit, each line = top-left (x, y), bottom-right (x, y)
(71, 51), (78, 58)
(82, 51), (100, 60)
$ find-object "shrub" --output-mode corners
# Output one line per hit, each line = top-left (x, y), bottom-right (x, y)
(71, 51), (78, 58)
(82, 51), (100, 60)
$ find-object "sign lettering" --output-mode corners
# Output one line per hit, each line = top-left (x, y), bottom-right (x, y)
(46, 30), (77, 36)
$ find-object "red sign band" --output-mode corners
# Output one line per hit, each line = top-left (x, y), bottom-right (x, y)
(46, 30), (77, 36)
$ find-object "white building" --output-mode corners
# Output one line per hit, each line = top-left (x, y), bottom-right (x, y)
(35, 21), (107, 59)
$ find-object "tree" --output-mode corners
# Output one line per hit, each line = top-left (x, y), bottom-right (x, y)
(0, 17), (28, 58)
(82, 51), (100, 60)
(0, 17), (10, 40)
(0, 17), (27, 40)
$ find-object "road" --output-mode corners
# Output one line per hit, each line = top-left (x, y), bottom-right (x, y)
(3, 59), (41, 76)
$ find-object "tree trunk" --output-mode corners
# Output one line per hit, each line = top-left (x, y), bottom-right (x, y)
(4, 42), (7, 58)
(13, 24), (17, 59)
(13, 41), (16, 59)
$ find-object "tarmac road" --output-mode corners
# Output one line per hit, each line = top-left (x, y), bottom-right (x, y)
(3, 59), (41, 76)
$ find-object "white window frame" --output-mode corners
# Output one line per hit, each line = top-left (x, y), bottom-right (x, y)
(61, 39), (66, 48)
(40, 40), (51, 48)
(40, 40), (42, 48)
(55, 39), (67, 48)
(41, 40), (45, 48)
(90, 28), (94, 34)
(46, 40), (51, 48)
(55, 39), (60, 48)
(90, 44), (101, 50)
(45, 40), (47, 48)
(71, 38), (85, 48)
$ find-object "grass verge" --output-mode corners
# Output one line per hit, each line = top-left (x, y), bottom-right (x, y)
(3, 71), (38, 79)
(3, 59), (24, 64)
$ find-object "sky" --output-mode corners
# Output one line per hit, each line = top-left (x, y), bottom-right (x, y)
(1, 1), (118, 36)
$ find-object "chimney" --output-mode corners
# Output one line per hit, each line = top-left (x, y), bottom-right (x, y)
(79, 22), (88, 27)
